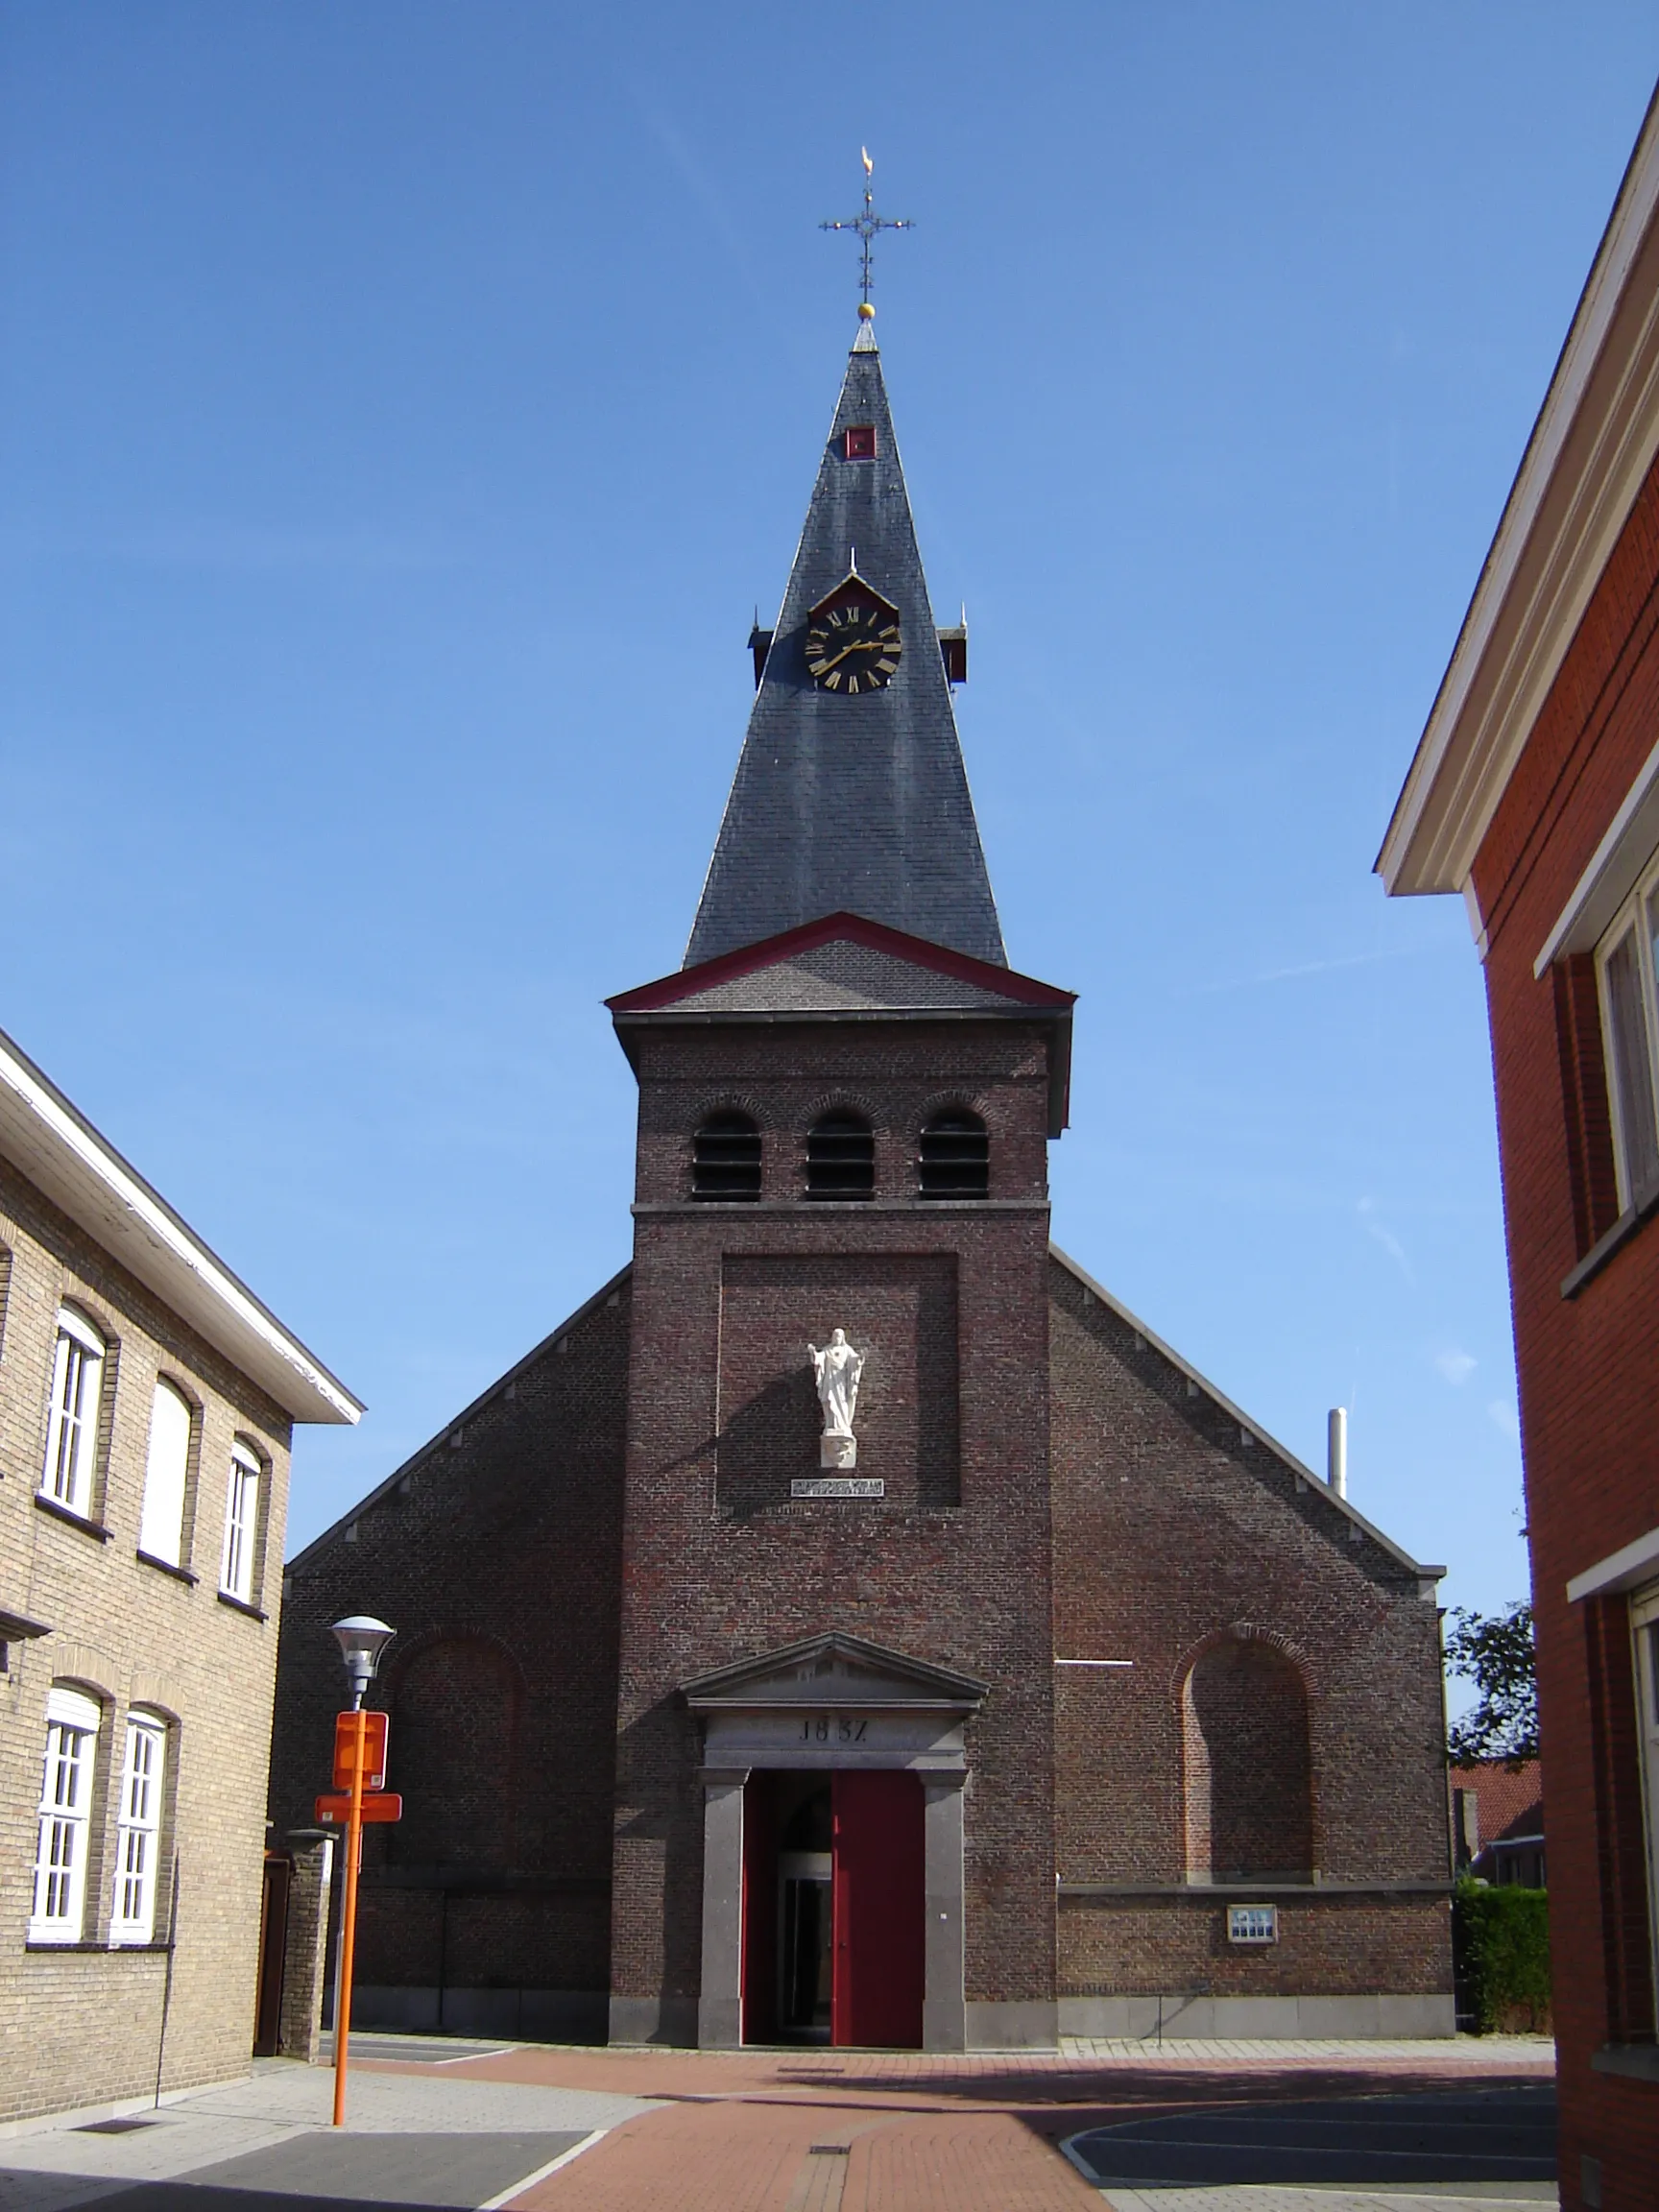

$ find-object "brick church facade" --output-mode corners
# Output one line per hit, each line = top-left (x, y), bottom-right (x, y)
(271, 315), (1454, 2048)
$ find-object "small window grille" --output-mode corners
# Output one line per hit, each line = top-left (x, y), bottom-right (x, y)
(1227, 1904), (1279, 1945)
(843, 425), (877, 460)
(918, 1110), (989, 1199)
(692, 1111), (761, 1201)
(806, 1111), (875, 1199)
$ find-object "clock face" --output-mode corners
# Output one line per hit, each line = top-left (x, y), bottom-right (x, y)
(805, 594), (902, 695)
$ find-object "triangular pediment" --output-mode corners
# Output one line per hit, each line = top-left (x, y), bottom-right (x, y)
(806, 571), (901, 624)
(681, 1630), (988, 1713)
(608, 913), (1073, 1020)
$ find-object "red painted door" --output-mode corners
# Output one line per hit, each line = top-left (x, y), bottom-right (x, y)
(740, 1774), (779, 2045)
(830, 1769), (925, 2048)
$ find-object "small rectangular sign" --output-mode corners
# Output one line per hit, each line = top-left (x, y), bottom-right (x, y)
(333, 1712), (389, 1793)
(315, 1791), (402, 1825)
(791, 1479), (884, 1499)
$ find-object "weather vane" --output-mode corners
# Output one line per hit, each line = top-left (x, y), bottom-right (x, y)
(820, 149), (912, 319)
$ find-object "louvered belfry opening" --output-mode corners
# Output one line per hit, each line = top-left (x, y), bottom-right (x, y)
(692, 1111), (762, 1201)
(918, 1110), (989, 1199)
(806, 1110), (875, 1200)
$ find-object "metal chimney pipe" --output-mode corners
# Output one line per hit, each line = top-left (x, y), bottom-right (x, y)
(1328, 1407), (1348, 1499)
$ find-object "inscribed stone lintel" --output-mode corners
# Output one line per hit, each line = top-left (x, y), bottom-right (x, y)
(795, 1477), (882, 1498)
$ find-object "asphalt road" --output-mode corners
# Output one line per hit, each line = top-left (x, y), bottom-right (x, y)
(1065, 2083), (1555, 2200)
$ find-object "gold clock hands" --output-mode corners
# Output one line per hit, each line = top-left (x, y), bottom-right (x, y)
(815, 637), (884, 674)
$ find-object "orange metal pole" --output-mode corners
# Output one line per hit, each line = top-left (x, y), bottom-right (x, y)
(332, 1707), (368, 2128)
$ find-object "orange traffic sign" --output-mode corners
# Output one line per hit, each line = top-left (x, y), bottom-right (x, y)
(333, 1712), (389, 1793)
(315, 1791), (401, 1825)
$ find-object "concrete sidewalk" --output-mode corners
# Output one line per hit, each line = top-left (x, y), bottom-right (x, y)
(0, 2058), (657, 2212)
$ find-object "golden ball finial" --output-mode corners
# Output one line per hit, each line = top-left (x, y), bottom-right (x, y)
(857, 301), (876, 320)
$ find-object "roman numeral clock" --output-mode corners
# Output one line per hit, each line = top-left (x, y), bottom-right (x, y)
(805, 576), (902, 695)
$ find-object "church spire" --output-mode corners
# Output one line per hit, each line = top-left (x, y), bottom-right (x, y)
(685, 325), (1006, 969)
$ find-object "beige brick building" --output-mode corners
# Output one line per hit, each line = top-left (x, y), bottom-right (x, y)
(0, 1022), (358, 2126)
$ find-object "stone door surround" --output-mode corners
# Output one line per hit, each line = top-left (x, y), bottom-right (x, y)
(682, 1632), (986, 2053)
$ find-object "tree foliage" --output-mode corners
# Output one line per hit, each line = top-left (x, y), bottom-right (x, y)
(1445, 1600), (1538, 1766)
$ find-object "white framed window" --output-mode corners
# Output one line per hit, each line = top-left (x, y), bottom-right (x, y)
(109, 1711), (167, 1945)
(220, 1443), (261, 1604)
(40, 1307), (105, 1519)
(1227, 1904), (1279, 1945)
(1631, 1580), (1659, 1985)
(1596, 860), (1659, 1209)
(138, 1380), (193, 1569)
(30, 1686), (101, 1943)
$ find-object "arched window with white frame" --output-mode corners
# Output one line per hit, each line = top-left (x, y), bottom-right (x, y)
(138, 1380), (194, 1569)
(110, 1710), (168, 1945)
(220, 1442), (262, 1605)
(31, 1686), (102, 1943)
(40, 1307), (106, 1519)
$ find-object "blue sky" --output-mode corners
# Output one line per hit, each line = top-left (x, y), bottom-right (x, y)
(3, 2), (1655, 1627)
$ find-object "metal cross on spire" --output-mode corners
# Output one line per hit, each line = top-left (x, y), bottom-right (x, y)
(820, 148), (912, 313)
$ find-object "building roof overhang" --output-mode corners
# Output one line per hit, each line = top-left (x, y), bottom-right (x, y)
(1379, 84), (1659, 905)
(608, 911), (1076, 1134)
(0, 1023), (361, 1427)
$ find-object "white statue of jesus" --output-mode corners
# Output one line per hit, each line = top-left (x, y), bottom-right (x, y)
(808, 1329), (866, 1467)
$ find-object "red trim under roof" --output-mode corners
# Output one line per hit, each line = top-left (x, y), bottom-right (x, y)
(606, 911), (1075, 1015)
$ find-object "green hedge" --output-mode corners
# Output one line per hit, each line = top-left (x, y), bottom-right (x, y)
(1453, 1876), (1551, 2034)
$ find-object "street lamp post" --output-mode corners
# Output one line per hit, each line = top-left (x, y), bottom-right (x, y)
(327, 1615), (394, 2128)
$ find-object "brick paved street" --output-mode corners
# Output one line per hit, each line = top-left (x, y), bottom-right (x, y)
(0, 2039), (1556, 2211)
(459, 2039), (1554, 2212)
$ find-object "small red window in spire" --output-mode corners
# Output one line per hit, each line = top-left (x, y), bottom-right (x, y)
(843, 425), (878, 460)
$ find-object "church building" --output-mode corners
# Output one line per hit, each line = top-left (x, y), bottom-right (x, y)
(271, 307), (1455, 2050)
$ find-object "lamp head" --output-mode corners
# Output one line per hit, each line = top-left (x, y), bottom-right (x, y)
(329, 1616), (395, 1706)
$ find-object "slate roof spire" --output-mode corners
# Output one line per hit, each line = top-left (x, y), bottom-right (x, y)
(685, 322), (1006, 969)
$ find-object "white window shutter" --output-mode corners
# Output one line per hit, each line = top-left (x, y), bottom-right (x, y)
(138, 1382), (192, 1568)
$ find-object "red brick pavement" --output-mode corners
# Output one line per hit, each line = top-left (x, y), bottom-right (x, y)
(358, 2041), (1554, 2212)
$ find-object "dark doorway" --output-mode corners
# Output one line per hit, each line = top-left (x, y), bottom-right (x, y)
(252, 1853), (292, 2056)
(779, 1783), (832, 2039)
(740, 1768), (924, 2049)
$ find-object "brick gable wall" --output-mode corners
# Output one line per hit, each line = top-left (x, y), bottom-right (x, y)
(265, 1032), (1451, 2046)
(1047, 1256), (1451, 2014)
(268, 1281), (630, 2037)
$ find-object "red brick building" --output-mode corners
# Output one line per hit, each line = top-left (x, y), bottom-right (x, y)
(1451, 1761), (1546, 1888)
(272, 313), (1453, 2051)
(1380, 89), (1659, 2210)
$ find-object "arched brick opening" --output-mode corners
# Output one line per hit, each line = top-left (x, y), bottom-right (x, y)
(1182, 1633), (1313, 1881)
